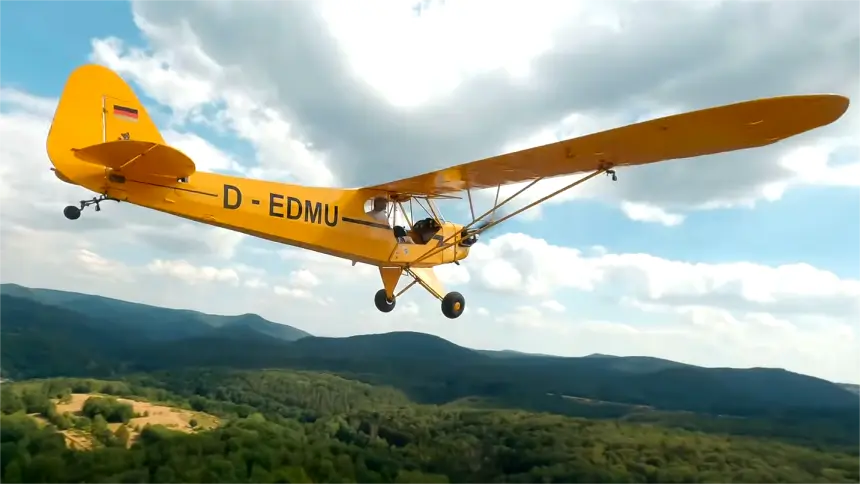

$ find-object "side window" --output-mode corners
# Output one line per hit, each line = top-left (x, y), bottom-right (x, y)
(364, 197), (391, 225)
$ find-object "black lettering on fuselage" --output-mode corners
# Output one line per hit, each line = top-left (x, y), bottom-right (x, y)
(286, 197), (302, 220)
(223, 184), (242, 209)
(324, 205), (338, 227)
(266, 193), (339, 227)
(305, 200), (322, 224)
(269, 193), (284, 218)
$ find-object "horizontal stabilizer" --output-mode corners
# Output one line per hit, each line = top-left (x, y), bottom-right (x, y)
(72, 140), (196, 179)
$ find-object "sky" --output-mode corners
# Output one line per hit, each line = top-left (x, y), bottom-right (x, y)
(1, 0), (858, 384)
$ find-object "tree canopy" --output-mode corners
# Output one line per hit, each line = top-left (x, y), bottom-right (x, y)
(2, 371), (857, 483)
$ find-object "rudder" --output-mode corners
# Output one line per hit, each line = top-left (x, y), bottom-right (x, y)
(46, 65), (162, 169)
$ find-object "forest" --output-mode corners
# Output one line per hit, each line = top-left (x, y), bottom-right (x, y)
(2, 371), (858, 483)
(2, 284), (859, 482)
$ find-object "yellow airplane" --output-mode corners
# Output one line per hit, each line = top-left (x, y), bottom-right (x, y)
(46, 64), (849, 319)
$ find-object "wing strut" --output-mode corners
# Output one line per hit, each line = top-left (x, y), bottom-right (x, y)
(408, 166), (615, 266)
(466, 187), (476, 221)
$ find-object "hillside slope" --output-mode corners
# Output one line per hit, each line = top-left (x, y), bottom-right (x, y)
(0, 283), (310, 342)
(2, 284), (858, 451)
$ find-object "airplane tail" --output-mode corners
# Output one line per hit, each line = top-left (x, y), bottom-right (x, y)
(46, 64), (194, 183)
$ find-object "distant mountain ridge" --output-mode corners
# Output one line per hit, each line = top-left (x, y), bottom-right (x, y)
(2, 283), (858, 430)
(839, 383), (860, 394)
(0, 283), (311, 343)
(293, 331), (483, 361)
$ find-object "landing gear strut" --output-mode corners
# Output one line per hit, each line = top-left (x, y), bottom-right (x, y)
(63, 195), (117, 220)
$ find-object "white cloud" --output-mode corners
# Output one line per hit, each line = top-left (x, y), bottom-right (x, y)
(273, 285), (313, 300)
(541, 300), (566, 313)
(289, 269), (321, 288)
(470, 233), (860, 319)
(147, 259), (240, 286)
(0, 0), (857, 386)
(162, 130), (245, 174)
(89, 32), (337, 187)
(318, 0), (588, 107)
(0, 88), (58, 117)
(277, 246), (378, 280)
(88, 36), (222, 118)
(619, 202), (685, 227)
(478, 259), (523, 292)
(76, 249), (134, 283)
(78, 0), (858, 229)
(244, 277), (268, 289)
(435, 263), (470, 285)
(401, 301), (420, 316)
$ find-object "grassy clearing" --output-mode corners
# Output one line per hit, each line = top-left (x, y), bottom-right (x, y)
(35, 393), (220, 449)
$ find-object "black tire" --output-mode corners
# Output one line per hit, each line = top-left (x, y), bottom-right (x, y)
(63, 205), (81, 220)
(441, 292), (465, 319)
(374, 289), (396, 313)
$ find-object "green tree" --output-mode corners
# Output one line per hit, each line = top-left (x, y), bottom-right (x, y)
(1, 370), (858, 484)
(3, 460), (23, 483)
(396, 470), (450, 483)
(114, 425), (130, 447)
(82, 396), (134, 423)
(0, 387), (24, 414)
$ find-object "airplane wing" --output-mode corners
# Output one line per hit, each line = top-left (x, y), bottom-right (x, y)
(364, 94), (849, 197)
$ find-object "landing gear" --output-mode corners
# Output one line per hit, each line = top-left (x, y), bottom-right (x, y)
(441, 292), (465, 319)
(63, 195), (117, 220)
(374, 289), (396, 313)
(373, 288), (465, 319)
(63, 205), (81, 220)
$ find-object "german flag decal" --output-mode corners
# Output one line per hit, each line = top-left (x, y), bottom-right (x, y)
(113, 104), (139, 121)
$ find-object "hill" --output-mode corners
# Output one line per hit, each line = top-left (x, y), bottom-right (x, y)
(1, 294), (138, 378)
(290, 331), (483, 361)
(0, 283), (310, 342)
(1, 284), (858, 451)
(478, 349), (561, 359)
(839, 383), (860, 395)
(581, 353), (690, 373)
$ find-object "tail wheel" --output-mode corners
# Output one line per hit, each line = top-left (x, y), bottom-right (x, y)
(374, 289), (396, 313)
(441, 292), (465, 319)
(63, 206), (81, 220)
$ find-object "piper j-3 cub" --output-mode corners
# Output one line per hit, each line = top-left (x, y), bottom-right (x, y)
(47, 64), (850, 319)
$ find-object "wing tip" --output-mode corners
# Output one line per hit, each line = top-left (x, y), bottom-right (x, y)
(783, 93), (851, 126)
(821, 93), (851, 123)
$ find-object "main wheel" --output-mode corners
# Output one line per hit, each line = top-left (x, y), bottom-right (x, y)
(441, 292), (465, 319)
(374, 289), (396, 313)
(63, 205), (81, 220)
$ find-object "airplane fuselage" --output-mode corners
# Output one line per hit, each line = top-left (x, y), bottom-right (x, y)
(55, 162), (471, 268)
